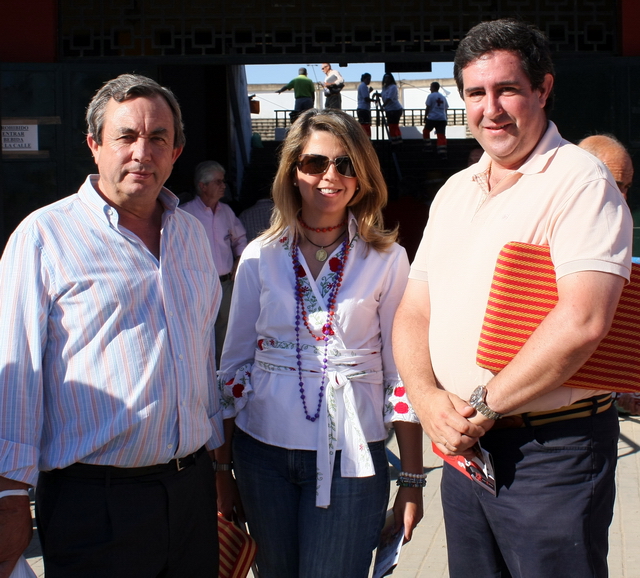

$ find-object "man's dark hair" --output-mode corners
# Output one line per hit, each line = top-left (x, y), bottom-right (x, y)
(86, 73), (185, 148)
(453, 18), (555, 113)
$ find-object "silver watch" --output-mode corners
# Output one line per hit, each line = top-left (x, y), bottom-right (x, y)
(469, 385), (502, 420)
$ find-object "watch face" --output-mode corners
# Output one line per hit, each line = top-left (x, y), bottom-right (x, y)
(470, 386), (484, 405)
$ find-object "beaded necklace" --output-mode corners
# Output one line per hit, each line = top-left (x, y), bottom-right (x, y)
(298, 214), (347, 233)
(292, 233), (351, 421)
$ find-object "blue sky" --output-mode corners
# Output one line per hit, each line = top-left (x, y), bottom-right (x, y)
(246, 62), (454, 84)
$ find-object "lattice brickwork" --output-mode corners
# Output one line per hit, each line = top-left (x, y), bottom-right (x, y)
(59, 0), (618, 59)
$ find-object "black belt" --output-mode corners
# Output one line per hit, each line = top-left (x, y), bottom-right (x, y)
(492, 394), (613, 430)
(54, 447), (206, 479)
(219, 273), (232, 283)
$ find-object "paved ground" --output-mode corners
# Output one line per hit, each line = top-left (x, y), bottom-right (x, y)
(25, 414), (640, 577)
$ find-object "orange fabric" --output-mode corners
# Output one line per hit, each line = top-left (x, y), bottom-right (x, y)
(218, 515), (258, 578)
(477, 242), (640, 393)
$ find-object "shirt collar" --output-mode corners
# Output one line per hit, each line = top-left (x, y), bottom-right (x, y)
(79, 174), (179, 226)
(470, 120), (561, 189)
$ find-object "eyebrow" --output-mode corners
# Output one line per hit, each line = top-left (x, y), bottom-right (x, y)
(463, 79), (522, 95)
(116, 127), (170, 137)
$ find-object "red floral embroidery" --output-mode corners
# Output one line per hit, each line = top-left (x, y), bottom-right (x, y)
(257, 339), (264, 350)
(226, 378), (234, 386)
(232, 383), (245, 398)
(280, 236), (288, 243)
(295, 264), (306, 278)
(329, 257), (341, 272)
(394, 402), (409, 414)
(394, 386), (406, 397)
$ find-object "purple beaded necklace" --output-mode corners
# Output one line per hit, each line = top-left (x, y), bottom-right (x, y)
(292, 233), (351, 421)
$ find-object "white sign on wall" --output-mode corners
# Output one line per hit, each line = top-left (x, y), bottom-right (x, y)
(2, 124), (38, 151)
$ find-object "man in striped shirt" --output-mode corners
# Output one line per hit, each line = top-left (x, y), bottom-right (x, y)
(0, 74), (224, 577)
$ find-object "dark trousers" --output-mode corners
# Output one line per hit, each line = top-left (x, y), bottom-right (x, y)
(36, 449), (219, 578)
(441, 405), (619, 578)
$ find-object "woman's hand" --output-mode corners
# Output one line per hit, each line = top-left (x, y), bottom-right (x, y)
(216, 471), (245, 524)
(389, 486), (424, 543)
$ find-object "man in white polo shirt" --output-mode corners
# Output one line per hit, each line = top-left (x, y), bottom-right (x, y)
(393, 19), (632, 578)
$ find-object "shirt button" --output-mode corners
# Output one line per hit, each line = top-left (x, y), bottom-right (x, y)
(167, 443), (173, 449)
(179, 354), (184, 360)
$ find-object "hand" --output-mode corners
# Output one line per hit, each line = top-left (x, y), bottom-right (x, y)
(616, 393), (640, 415)
(417, 389), (487, 456)
(216, 471), (245, 524)
(468, 410), (496, 431)
(389, 486), (423, 543)
(0, 495), (32, 578)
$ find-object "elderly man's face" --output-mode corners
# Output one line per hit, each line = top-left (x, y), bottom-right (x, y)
(198, 171), (226, 209)
(599, 147), (634, 199)
(87, 95), (182, 211)
(462, 50), (553, 172)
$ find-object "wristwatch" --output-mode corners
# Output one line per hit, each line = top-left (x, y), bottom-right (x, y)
(469, 385), (502, 420)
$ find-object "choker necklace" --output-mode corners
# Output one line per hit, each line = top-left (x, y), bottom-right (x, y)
(292, 235), (351, 421)
(304, 231), (345, 262)
(298, 215), (347, 233)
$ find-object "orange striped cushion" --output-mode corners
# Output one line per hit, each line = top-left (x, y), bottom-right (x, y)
(218, 514), (258, 578)
(476, 242), (640, 393)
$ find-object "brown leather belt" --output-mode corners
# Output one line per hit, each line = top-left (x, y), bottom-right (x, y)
(492, 394), (613, 430)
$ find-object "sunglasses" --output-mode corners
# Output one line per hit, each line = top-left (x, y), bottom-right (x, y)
(296, 154), (357, 178)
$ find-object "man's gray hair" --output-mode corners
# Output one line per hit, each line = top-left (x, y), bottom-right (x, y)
(86, 73), (185, 148)
(194, 160), (226, 190)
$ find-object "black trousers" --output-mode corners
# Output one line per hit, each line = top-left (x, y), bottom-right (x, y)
(36, 449), (219, 578)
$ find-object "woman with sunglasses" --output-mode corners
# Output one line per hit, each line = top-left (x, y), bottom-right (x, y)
(216, 108), (423, 578)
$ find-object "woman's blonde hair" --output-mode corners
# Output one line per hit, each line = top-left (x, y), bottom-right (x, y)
(262, 108), (397, 251)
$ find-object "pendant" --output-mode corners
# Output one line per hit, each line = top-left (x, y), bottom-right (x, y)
(315, 248), (328, 262)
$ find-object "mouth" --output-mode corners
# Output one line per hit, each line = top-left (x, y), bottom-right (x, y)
(128, 171), (153, 180)
(318, 187), (341, 196)
(483, 122), (511, 133)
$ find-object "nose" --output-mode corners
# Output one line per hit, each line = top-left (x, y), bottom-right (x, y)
(131, 137), (152, 162)
(322, 161), (342, 179)
(484, 91), (503, 118)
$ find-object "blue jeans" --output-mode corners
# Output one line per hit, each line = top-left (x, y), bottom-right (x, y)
(232, 429), (389, 578)
(441, 404), (619, 578)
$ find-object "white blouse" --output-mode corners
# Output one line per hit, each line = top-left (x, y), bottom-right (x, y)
(219, 215), (418, 506)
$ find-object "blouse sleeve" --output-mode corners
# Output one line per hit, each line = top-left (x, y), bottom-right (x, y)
(377, 244), (419, 425)
(218, 240), (263, 418)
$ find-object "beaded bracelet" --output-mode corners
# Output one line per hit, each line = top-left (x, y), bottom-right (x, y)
(396, 471), (427, 488)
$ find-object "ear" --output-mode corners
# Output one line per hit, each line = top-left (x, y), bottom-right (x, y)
(538, 73), (554, 109)
(87, 134), (100, 164)
(171, 146), (184, 164)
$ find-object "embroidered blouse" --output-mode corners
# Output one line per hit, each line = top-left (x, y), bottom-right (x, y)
(218, 215), (418, 506)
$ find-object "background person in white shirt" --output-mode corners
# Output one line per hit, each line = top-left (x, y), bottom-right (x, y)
(321, 62), (345, 109)
(181, 161), (247, 365)
(215, 109), (424, 578)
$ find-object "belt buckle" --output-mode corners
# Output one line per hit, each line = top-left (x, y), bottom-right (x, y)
(175, 457), (186, 472)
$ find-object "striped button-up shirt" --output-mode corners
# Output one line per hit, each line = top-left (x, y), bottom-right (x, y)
(0, 175), (224, 486)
